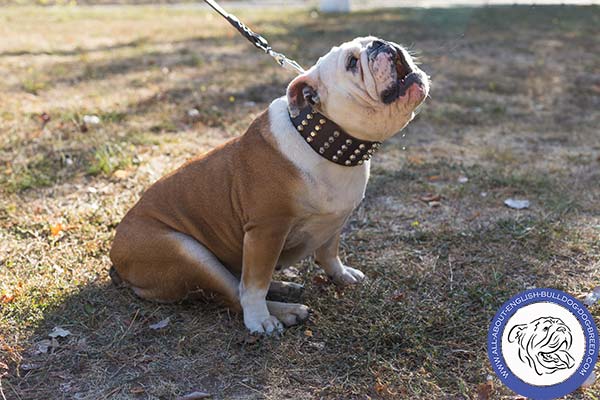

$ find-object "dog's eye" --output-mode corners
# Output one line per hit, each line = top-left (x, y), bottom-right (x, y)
(346, 55), (358, 72)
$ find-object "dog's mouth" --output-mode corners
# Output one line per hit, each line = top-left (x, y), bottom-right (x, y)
(381, 49), (425, 104)
(536, 338), (575, 371)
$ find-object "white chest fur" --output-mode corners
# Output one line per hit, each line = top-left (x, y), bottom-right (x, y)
(269, 97), (370, 217)
(269, 98), (369, 262)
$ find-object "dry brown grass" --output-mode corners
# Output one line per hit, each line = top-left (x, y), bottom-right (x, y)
(1, 4), (599, 399)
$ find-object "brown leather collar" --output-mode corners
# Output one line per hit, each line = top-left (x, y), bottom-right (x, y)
(290, 106), (381, 167)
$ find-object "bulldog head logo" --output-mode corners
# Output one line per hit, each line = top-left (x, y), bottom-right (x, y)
(507, 317), (575, 376)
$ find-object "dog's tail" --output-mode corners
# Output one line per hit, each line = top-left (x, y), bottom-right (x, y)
(109, 265), (123, 286)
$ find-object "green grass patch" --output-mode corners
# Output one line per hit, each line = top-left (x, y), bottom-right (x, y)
(87, 142), (133, 175)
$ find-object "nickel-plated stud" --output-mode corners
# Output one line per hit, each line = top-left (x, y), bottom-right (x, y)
(301, 120), (308, 126)
(319, 147), (325, 154)
(349, 155), (356, 160)
(310, 131), (317, 137)
(354, 149), (361, 155)
(315, 125), (321, 131)
(332, 155), (338, 161)
(346, 139), (352, 145)
(341, 145), (347, 151)
(307, 137), (313, 142)
(367, 149), (374, 154)
(359, 144), (366, 150)
(324, 142), (330, 149)
(358, 160), (364, 165)
(345, 160), (351, 165)
(363, 154), (369, 159)
(328, 137), (335, 143)
(297, 125), (304, 131)
(319, 119), (326, 124)
(333, 131), (340, 137)
(337, 150), (343, 156)
(306, 114), (313, 119)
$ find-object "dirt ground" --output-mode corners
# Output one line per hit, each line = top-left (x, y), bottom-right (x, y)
(1, 4), (599, 400)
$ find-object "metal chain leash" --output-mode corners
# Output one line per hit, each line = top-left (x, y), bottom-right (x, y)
(204, 0), (305, 74)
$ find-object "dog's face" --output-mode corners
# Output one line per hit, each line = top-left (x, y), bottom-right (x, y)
(286, 36), (429, 142)
(508, 317), (575, 375)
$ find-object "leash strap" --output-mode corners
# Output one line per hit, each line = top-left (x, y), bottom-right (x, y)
(203, 0), (305, 74)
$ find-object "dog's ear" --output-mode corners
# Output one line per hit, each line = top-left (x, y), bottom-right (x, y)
(286, 69), (320, 118)
(508, 324), (527, 344)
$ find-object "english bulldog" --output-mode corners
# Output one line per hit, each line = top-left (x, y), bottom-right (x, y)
(508, 317), (575, 375)
(109, 36), (429, 334)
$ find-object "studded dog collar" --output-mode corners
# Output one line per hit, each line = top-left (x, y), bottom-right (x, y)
(290, 106), (381, 167)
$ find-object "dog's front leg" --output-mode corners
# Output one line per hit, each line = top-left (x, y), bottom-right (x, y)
(315, 230), (365, 286)
(240, 223), (291, 334)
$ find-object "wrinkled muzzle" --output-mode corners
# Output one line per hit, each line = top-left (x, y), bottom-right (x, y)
(532, 327), (575, 372)
(367, 40), (428, 104)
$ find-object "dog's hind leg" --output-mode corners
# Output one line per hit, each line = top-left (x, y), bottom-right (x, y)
(111, 220), (241, 310)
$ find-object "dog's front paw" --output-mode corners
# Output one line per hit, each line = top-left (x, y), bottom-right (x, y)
(244, 314), (284, 335)
(267, 301), (310, 327)
(330, 266), (365, 286)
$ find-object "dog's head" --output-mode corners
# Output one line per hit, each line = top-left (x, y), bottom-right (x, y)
(286, 36), (429, 142)
(508, 317), (575, 375)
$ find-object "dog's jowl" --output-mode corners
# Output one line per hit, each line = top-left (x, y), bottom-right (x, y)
(110, 36), (430, 334)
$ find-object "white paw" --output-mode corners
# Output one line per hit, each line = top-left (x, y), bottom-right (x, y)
(244, 314), (284, 335)
(330, 266), (365, 286)
(267, 301), (310, 327)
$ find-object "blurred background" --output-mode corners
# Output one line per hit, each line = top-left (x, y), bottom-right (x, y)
(1, 0), (599, 399)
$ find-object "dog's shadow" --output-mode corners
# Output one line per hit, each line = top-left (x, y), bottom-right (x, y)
(13, 278), (295, 399)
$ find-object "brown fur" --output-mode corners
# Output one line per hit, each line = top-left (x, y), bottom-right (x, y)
(110, 110), (303, 308)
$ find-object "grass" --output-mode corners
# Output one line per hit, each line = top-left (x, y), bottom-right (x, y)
(1, 3), (599, 400)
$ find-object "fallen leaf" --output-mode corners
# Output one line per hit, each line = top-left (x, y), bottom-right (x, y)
(420, 193), (441, 203)
(149, 317), (170, 330)
(130, 387), (145, 394)
(427, 175), (441, 181)
(390, 290), (405, 302)
(428, 201), (441, 208)
(312, 275), (328, 286)
(309, 341), (325, 350)
(504, 198), (530, 209)
(1, 291), (15, 303)
(34, 339), (53, 354)
(407, 155), (424, 165)
(112, 169), (129, 179)
(176, 391), (212, 400)
(20, 363), (40, 371)
(240, 333), (260, 345)
(50, 223), (64, 237)
(304, 329), (313, 337)
(583, 286), (600, 306)
(48, 327), (71, 338)
(477, 376), (494, 400)
(282, 266), (299, 279)
(373, 378), (396, 396)
(187, 108), (200, 118)
(83, 115), (101, 125)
